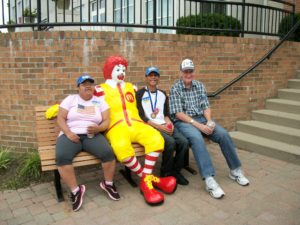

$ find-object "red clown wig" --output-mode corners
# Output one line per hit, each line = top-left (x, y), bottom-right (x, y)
(103, 56), (128, 80)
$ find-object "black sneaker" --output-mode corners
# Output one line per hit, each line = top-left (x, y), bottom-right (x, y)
(70, 184), (86, 212)
(176, 172), (189, 185)
(100, 181), (120, 201)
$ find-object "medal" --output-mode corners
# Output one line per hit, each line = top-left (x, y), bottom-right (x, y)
(151, 113), (156, 119)
(147, 87), (158, 120)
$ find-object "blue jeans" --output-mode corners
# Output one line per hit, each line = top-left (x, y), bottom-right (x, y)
(174, 116), (241, 179)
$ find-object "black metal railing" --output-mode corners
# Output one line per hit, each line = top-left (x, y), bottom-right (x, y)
(0, 0), (295, 37)
(207, 19), (300, 97)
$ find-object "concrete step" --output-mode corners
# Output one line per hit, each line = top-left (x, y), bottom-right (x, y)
(229, 131), (300, 165)
(288, 79), (300, 89)
(266, 98), (300, 114)
(278, 89), (300, 101)
(252, 109), (300, 129)
(236, 120), (300, 146)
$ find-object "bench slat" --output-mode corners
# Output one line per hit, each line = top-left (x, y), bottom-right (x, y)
(41, 157), (101, 166)
(39, 150), (97, 160)
(38, 145), (56, 151)
(39, 147), (145, 161)
(36, 121), (57, 127)
(37, 135), (58, 141)
(41, 159), (103, 171)
(38, 141), (57, 147)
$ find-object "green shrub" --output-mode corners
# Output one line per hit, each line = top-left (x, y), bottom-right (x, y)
(18, 152), (41, 179)
(0, 150), (53, 191)
(23, 8), (37, 18)
(278, 13), (300, 42)
(176, 13), (241, 37)
(0, 147), (12, 170)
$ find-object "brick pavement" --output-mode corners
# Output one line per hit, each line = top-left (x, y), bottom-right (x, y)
(1, 143), (300, 225)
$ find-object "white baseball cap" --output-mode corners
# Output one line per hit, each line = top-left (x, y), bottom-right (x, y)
(180, 59), (194, 71)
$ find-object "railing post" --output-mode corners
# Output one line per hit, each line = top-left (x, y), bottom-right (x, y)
(153, 0), (157, 33)
(37, 0), (41, 31)
(241, 0), (245, 37)
(3, 0), (7, 24)
(290, 4), (295, 40)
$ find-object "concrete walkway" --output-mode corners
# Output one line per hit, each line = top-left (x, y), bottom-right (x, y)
(1, 143), (300, 225)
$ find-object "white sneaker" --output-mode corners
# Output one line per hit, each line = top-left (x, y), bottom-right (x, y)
(205, 177), (225, 199)
(229, 167), (250, 186)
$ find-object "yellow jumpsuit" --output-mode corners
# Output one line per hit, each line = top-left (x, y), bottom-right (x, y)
(100, 82), (164, 162)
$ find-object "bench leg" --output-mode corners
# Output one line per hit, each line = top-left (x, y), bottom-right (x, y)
(54, 170), (64, 202)
(119, 166), (138, 187)
(184, 149), (197, 175)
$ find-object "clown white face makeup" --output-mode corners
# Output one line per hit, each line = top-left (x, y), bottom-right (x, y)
(112, 64), (126, 83)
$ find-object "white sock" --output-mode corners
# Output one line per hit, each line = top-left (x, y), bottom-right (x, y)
(72, 186), (79, 195)
(105, 181), (113, 186)
(205, 176), (214, 185)
(231, 167), (242, 174)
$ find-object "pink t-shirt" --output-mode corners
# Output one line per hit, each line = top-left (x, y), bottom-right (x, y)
(59, 94), (109, 135)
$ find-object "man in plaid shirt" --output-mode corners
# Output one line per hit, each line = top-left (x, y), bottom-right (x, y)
(169, 59), (250, 199)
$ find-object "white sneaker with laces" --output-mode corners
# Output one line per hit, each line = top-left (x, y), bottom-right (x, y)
(229, 167), (250, 186)
(205, 176), (225, 199)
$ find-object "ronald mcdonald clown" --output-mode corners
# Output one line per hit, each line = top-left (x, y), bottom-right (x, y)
(94, 56), (176, 205)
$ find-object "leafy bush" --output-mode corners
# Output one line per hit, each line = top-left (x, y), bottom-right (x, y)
(23, 8), (37, 18)
(6, 20), (16, 32)
(0, 150), (53, 190)
(6, 20), (15, 25)
(0, 147), (12, 170)
(18, 152), (41, 179)
(278, 13), (300, 42)
(176, 13), (241, 37)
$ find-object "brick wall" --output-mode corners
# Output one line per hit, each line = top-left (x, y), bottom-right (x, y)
(0, 31), (300, 152)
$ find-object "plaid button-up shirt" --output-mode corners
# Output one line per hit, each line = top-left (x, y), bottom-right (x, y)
(169, 79), (210, 121)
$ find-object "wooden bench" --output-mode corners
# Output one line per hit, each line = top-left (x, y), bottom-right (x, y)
(35, 106), (196, 201)
(35, 106), (147, 201)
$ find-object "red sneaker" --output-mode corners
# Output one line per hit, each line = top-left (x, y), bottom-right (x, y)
(140, 174), (164, 206)
(152, 175), (177, 194)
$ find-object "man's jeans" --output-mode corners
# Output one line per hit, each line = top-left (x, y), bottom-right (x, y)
(174, 116), (241, 179)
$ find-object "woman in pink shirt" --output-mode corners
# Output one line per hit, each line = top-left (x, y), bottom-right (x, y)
(56, 74), (120, 212)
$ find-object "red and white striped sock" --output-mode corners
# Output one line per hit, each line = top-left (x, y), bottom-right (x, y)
(123, 156), (143, 177)
(143, 151), (160, 175)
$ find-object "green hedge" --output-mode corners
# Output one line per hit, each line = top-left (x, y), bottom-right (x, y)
(176, 13), (241, 37)
(278, 13), (300, 42)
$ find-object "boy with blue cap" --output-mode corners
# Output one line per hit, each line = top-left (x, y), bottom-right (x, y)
(136, 66), (190, 185)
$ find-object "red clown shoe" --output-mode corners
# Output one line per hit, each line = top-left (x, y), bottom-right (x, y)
(151, 175), (177, 194)
(140, 174), (164, 206)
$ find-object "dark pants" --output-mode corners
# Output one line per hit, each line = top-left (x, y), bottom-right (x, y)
(159, 127), (189, 176)
(56, 133), (115, 166)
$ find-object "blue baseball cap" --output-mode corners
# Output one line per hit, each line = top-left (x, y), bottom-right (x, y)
(77, 74), (94, 87)
(145, 67), (160, 76)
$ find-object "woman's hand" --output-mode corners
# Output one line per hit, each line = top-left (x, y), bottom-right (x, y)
(87, 125), (100, 135)
(57, 107), (80, 143)
(66, 131), (80, 143)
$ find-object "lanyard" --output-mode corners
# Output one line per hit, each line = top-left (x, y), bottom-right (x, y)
(146, 86), (157, 113)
